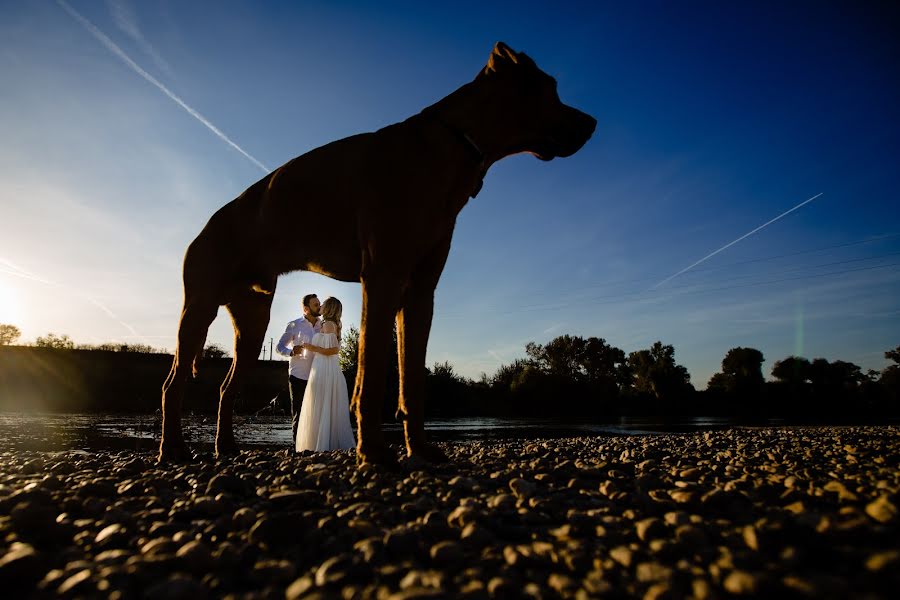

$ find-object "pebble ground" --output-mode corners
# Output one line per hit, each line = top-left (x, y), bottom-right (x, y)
(1, 426), (898, 599)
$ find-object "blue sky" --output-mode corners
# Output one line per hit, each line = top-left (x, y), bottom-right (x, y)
(1, 0), (898, 388)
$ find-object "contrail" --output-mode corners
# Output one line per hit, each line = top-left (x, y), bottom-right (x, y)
(57, 0), (270, 174)
(653, 192), (824, 289)
(0, 259), (55, 285)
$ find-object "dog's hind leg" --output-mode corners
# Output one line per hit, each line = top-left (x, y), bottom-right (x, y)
(159, 298), (219, 462)
(397, 238), (452, 464)
(217, 286), (275, 457)
(354, 274), (404, 468)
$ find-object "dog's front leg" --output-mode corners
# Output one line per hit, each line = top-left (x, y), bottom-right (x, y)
(354, 274), (402, 468)
(396, 237), (452, 463)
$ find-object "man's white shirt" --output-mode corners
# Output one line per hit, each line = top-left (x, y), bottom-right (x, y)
(276, 317), (322, 380)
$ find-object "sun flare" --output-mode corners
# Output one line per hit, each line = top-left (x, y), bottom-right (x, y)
(0, 281), (22, 325)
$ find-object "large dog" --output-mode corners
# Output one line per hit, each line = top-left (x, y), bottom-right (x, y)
(159, 42), (596, 465)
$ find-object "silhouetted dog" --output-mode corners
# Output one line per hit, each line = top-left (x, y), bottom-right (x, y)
(159, 42), (596, 465)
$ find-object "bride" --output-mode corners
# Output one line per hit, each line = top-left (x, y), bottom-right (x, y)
(295, 297), (356, 452)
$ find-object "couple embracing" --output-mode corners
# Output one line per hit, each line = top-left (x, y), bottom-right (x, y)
(276, 294), (355, 452)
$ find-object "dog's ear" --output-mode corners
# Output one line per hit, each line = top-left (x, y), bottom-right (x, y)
(482, 41), (521, 75)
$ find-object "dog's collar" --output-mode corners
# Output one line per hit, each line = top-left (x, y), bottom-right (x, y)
(430, 115), (487, 198)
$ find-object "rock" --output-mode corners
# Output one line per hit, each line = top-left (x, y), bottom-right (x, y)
(0, 543), (43, 587)
(144, 574), (208, 600)
(723, 570), (759, 595)
(94, 523), (131, 549)
(430, 541), (464, 566)
(635, 562), (673, 583)
(206, 474), (245, 496)
(547, 573), (578, 595)
(644, 582), (675, 600)
(487, 576), (517, 598)
(57, 569), (95, 596)
(635, 518), (667, 542)
(609, 546), (633, 568)
(175, 540), (212, 573)
(822, 480), (858, 502)
(691, 578), (713, 600)
(248, 514), (307, 547)
(865, 495), (897, 523)
(865, 550), (900, 572)
(285, 576), (314, 599)
(315, 554), (364, 587)
(509, 478), (536, 498)
(253, 559), (296, 583)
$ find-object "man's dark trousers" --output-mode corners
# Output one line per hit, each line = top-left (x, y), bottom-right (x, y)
(289, 375), (308, 446)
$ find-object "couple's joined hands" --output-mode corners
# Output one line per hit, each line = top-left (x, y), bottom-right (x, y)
(292, 342), (338, 357)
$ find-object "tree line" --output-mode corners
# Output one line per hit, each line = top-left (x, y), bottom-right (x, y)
(338, 326), (899, 421)
(0, 325), (228, 358)
(3, 322), (898, 419)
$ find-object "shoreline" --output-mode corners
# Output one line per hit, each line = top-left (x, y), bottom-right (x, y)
(1, 426), (898, 598)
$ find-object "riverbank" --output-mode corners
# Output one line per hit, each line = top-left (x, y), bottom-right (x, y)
(1, 426), (898, 598)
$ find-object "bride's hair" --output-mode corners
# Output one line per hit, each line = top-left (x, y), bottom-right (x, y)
(320, 297), (342, 328)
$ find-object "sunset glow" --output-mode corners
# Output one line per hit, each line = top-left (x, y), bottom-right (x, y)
(0, 281), (22, 325)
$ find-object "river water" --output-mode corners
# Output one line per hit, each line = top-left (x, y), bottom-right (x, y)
(0, 413), (774, 452)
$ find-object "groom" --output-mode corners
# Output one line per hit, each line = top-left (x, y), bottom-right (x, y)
(275, 293), (321, 445)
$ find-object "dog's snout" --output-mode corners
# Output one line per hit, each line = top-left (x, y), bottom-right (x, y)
(574, 108), (597, 136)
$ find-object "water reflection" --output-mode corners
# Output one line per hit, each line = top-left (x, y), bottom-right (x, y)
(0, 413), (778, 451)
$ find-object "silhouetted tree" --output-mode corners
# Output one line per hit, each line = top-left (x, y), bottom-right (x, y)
(880, 346), (900, 411)
(34, 333), (75, 349)
(0, 324), (21, 346)
(708, 347), (765, 401)
(627, 341), (693, 406)
(771, 356), (811, 387)
(77, 342), (165, 353)
(526, 335), (628, 389)
(202, 343), (228, 359)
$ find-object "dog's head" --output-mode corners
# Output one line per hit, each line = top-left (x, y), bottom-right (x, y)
(475, 42), (596, 161)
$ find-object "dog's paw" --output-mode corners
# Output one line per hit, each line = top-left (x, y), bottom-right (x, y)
(357, 442), (401, 472)
(407, 442), (450, 465)
(215, 435), (241, 458)
(157, 435), (191, 464)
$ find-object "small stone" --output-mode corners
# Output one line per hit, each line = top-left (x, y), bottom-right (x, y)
(253, 559), (296, 583)
(723, 570), (758, 595)
(509, 478), (536, 498)
(57, 569), (94, 595)
(94, 524), (130, 548)
(668, 489), (697, 504)
(742, 525), (759, 551)
(865, 550), (900, 572)
(691, 578), (713, 600)
(823, 480), (858, 502)
(430, 541), (464, 566)
(175, 540), (212, 573)
(0, 543), (42, 586)
(315, 554), (362, 587)
(144, 574), (208, 600)
(783, 501), (806, 515)
(206, 474), (245, 496)
(636, 562), (673, 583)
(865, 496), (897, 523)
(635, 518), (666, 542)
(610, 546), (633, 568)
(285, 576), (314, 599)
(644, 582), (674, 600)
(547, 573), (577, 594)
(448, 476), (477, 489)
(487, 576), (516, 597)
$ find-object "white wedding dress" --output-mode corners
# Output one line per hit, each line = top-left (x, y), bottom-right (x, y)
(295, 330), (356, 452)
